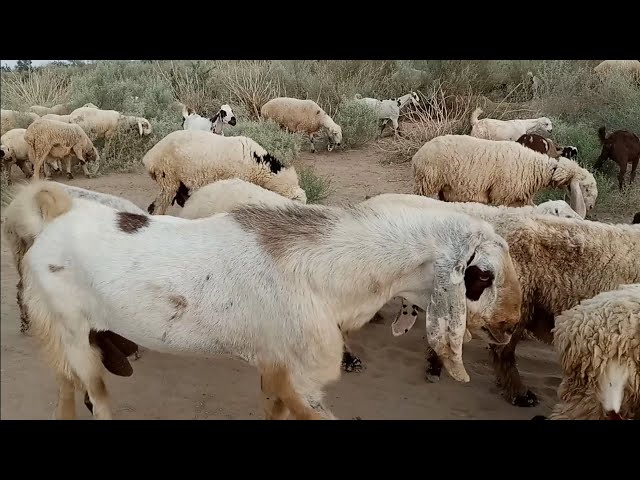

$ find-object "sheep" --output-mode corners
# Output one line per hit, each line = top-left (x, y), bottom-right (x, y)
(24, 118), (100, 181)
(516, 133), (578, 161)
(260, 97), (342, 153)
(179, 178), (294, 219)
(469, 107), (553, 141)
(548, 284), (639, 420)
(1, 129), (35, 181)
(593, 126), (640, 190)
(29, 104), (71, 116)
(1, 109), (40, 136)
(4, 181), (523, 419)
(593, 60), (640, 81)
(355, 91), (420, 138)
(342, 194), (581, 374)
(41, 113), (72, 123)
(182, 104), (237, 135)
(412, 134), (598, 218)
(68, 107), (152, 139)
(82, 103), (99, 109)
(143, 129), (307, 215)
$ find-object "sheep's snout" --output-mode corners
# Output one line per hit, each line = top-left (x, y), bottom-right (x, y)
(606, 411), (625, 420)
(228, 117), (237, 126)
(480, 322), (514, 345)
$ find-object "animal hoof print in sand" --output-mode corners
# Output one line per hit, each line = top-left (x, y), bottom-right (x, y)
(512, 390), (539, 407)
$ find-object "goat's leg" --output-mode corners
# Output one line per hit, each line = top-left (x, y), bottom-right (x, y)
(309, 133), (316, 153)
(593, 149), (608, 170)
(629, 159), (638, 186)
(65, 343), (112, 419)
(259, 365), (324, 420)
(260, 375), (290, 420)
(53, 374), (77, 420)
(617, 161), (627, 191)
(489, 326), (538, 407)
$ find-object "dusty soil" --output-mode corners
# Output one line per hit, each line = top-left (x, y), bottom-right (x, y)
(1, 145), (562, 420)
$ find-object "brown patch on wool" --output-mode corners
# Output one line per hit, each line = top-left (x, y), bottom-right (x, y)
(116, 211), (150, 234)
(48, 264), (64, 273)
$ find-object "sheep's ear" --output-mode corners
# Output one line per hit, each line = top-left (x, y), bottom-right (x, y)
(425, 259), (471, 383)
(569, 178), (586, 218)
(391, 301), (419, 336)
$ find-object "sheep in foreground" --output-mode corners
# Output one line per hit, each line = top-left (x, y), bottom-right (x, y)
(182, 104), (237, 135)
(469, 108), (553, 141)
(143, 129), (306, 215)
(69, 107), (152, 139)
(343, 194), (581, 374)
(355, 91), (420, 138)
(260, 97), (342, 153)
(1, 109), (40, 136)
(5, 181), (522, 419)
(1, 129), (35, 181)
(548, 284), (639, 420)
(593, 126), (640, 190)
(179, 178), (293, 219)
(29, 104), (71, 116)
(516, 133), (578, 161)
(24, 118), (100, 181)
(412, 134), (597, 218)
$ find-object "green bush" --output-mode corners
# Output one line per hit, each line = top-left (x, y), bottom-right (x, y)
(297, 165), (332, 204)
(226, 119), (303, 166)
(333, 99), (379, 149)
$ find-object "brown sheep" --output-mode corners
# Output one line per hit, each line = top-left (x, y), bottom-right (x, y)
(594, 126), (640, 190)
(516, 133), (578, 160)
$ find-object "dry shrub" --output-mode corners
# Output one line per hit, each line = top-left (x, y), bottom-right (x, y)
(220, 61), (281, 119)
(1, 69), (70, 110)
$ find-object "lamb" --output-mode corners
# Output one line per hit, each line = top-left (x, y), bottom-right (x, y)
(179, 178), (294, 219)
(68, 107), (152, 139)
(4, 180), (522, 419)
(593, 126), (640, 190)
(24, 118), (100, 181)
(142, 129), (307, 215)
(260, 97), (342, 153)
(516, 133), (578, 160)
(29, 104), (71, 116)
(412, 134), (598, 218)
(548, 284), (639, 420)
(469, 107), (553, 141)
(1, 109), (40, 136)
(1, 128), (35, 180)
(355, 91), (420, 138)
(182, 104), (237, 135)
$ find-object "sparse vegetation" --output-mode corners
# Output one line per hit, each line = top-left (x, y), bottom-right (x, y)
(1, 60), (638, 220)
(297, 165), (333, 204)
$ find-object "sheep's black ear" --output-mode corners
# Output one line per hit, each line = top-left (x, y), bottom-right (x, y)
(464, 265), (494, 301)
(219, 109), (227, 119)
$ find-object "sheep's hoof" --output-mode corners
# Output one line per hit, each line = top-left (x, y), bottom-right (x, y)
(342, 351), (364, 373)
(67, 173), (74, 180)
(425, 360), (442, 383)
(426, 373), (441, 384)
(511, 390), (539, 407)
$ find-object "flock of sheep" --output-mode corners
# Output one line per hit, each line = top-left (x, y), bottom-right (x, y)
(1, 60), (639, 421)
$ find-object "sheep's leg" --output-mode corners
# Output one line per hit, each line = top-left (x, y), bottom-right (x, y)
(43, 161), (52, 179)
(488, 326), (538, 407)
(65, 343), (112, 419)
(16, 276), (30, 334)
(341, 331), (363, 373)
(259, 365), (323, 420)
(65, 158), (74, 179)
(391, 118), (399, 138)
(424, 345), (444, 383)
(53, 374), (77, 420)
(309, 133), (316, 153)
(16, 159), (33, 179)
(378, 120), (388, 140)
(617, 161), (627, 190)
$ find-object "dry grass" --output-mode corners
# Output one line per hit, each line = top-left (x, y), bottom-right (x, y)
(220, 61), (281, 119)
(1, 69), (70, 110)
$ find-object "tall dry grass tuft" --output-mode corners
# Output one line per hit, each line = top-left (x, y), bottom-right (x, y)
(220, 61), (281, 119)
(1, 69), (70, 110)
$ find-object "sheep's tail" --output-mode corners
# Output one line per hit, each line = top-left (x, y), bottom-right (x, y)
(598, 126), (607, 144)
(470, 107), (483, 127)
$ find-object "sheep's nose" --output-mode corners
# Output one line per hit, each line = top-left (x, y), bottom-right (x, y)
(229, 117), (237, 126)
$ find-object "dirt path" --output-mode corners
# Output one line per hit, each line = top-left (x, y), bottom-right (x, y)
(0, 145), (561, 419)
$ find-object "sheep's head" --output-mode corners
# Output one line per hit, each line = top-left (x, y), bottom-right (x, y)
(136, 118), (152, 136)
(536, 117), (553, 133)
(326, 124), (342, 152)
(83, 103), (99, 109)
(219, 104), (237, 126)
(561, 145), (578, 160)
(264, 166), (307, 204)
(551, 158), (597, 217)
(410, 91), (420, 107)
(534, 200), (582, 219)
(0, 144), (10, 162)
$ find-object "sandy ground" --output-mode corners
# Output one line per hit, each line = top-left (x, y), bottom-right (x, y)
(0, 145), (562, 420)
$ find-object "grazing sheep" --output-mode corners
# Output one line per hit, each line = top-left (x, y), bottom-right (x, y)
(82, 103), (99, 109)
(470, 108), (553, 141)
(1, 109), (40, 136)
(593, 126), (640, 190)
(143, 129), (306, 215)
(182, 104), (237, 135)
(516, 134), (579, 161)
(355, 91), (420, 138)
(24, 119), (100, 181)
(69, 107), (152, 139)
(29, 104), (71, 116)
(41, 113), (72, 123)
(179, 178), (294, 219)
(633, 212), (640, 224)
(593, 60), (640, 81)
(260, 97), (342, 152)
(412, 134), (597, 218)
(548, 284), (639, 420)
(1, 129), (35, 180)
(5, 180), (522, 419)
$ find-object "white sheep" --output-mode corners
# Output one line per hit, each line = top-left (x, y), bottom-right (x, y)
(4, 180), (522, 419)
(69, 107), (152, 139)
(549, 283), (639, 420)
(593, 60), (640, 81)
(412, 134), (598, 218)
(82, 103), (99, 109)
(1, 109), (40, 136)
(260, 97), (342, 153)
(469, 107), (553, 141)
(179, 178), (293, 219)
(29, 104), (71, 116)
(355, 91), (420, 138)
(182, 104), (237, 135)
(142, 129), (307, 215)
(24, 118), (100, 181)
(1, 128), (35, 180)
(41, 113), (72, 123)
